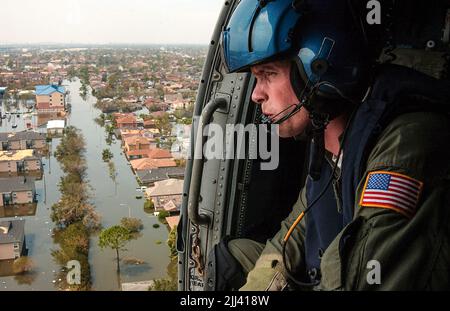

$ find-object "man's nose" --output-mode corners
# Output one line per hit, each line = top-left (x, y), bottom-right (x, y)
(251, 82), (267, 105)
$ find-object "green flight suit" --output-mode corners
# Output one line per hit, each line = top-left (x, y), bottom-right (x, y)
(229, 111), (450, 290)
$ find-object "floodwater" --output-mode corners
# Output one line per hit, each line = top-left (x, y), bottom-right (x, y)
(0, 79), (171, 291)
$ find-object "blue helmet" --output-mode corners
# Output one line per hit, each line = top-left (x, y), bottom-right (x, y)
(222, 0), (373, 98)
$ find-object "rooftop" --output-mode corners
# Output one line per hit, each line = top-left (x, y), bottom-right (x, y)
(47, 120), (65, 129)
(0, 149), (35, 161)
(116, 115), (137, 124)
(0, 219), (25, 244)
(126, 148), (172, 159)
(130, 158), (177, 171)
(0, 177), (35, 193)
(166, 216), (180, 231)
(136, 167), (185, 184)
(0, 131), (46, 142)
(146, 178), (184, 197)
(162, 200), (179, 212)
(124, 136), (150, 146)
(35, 84), (65, 95)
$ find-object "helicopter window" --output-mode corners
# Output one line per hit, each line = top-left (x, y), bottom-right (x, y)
(230, 104), (308, 244)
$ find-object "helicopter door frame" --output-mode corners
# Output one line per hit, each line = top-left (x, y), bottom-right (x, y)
(178, 0), (256, 291)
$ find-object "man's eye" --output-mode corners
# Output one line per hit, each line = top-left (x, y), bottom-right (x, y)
(266, 72), (276, 77)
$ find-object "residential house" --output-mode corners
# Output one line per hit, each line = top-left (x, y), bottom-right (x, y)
(124, 136), (151, 153)
(136, 166), (185, 186)
(147, 128), (160, 137)
(149, 111), (167, 119)
(47, 119), (65, 135)
(145, 178), (184, 211)
(35, 84), (65, 113)
(127, 147), (172, 160)
(164, 93), (183, 103)
(0, 150), (41, 174)
(172, 124), (192, 139)
(171, 99), (185, 110)
(0, 131), (47, 151)
(165, 215), (180, 231)
(119, 129), (141, 140)
(136, 117), (144, 128)
(143, 119), (156, 129)
(0, 220), (26, 260)
(116, 115), (138, 129)
(171, 124), (191, 160)
(0, 177), (36, 206)
(130, 158), (177, 172)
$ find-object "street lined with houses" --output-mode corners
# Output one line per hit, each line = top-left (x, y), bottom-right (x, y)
(0, 44), (204, 290)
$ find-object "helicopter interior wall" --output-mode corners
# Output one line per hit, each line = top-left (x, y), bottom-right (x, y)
(234, 137), (308, 244)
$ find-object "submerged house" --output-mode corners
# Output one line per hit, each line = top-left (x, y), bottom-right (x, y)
(47, 119), (65, 136)
(0, 177), (36, 206)
(0, 131), (47, 151)
(35, 84), (66, 114)
(0, 150), (42, 174)
(0, 220), (26, 260)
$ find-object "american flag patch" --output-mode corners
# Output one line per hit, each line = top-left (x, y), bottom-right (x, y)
(360, 171), (423, 217)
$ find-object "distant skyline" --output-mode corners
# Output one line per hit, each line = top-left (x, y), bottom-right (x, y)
(1, 0), (224, 45)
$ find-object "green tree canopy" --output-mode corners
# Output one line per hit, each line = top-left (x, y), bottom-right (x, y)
(98, 225), (132, 272)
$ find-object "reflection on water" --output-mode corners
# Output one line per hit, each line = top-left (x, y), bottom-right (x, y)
(0, 79), (171, 290)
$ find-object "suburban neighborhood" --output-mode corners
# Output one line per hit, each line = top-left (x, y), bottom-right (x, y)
(0, 44), (201, 290)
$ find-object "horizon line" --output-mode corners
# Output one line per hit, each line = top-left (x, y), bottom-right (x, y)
(0, 42), (209, 47)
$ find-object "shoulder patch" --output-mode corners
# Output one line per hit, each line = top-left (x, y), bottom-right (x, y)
(359, 171), (424, 218)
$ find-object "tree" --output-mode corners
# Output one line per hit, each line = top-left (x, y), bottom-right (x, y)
(167, 226), (177, 260)
(155, 113), (171, 136)
(102, 149), (113, 162)
(157, 210), (170, 223)
(13, 257), (35, 274)
(148, 278), (177, 291)
(143, 200), (154, 213)
(120, 217), (143, 233)
(98, 226), (132, 272)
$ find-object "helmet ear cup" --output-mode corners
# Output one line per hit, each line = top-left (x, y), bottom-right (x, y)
(290, 60), (308, 104)
(310, 58), (329, 77)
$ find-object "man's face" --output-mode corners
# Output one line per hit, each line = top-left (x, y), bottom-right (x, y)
(251, 61), (310, 138)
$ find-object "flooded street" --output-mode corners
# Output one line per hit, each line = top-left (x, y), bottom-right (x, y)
(0, 79), (171, 290)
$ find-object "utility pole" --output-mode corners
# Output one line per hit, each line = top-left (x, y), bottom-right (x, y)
(43, 167), (47, 205)
(48, 139), (52, 174)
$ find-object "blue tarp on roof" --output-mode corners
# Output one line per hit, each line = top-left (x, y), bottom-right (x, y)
(0, 87), (7, 95)
(35, 85), (65, 95)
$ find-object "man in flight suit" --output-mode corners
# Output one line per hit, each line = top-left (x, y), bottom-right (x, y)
(221, 0), (450, 290)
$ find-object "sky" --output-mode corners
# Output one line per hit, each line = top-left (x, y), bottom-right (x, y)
(1, 0), (225, 45)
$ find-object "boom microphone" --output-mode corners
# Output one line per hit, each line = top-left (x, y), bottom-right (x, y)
(260, 102), (304, 125)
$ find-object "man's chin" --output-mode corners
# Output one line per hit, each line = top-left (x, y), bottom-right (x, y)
(278, 130), (292, 139)
(278, 126), (296, 138)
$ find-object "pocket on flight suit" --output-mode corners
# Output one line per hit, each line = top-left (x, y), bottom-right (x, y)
(318, 216), (371, 290)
